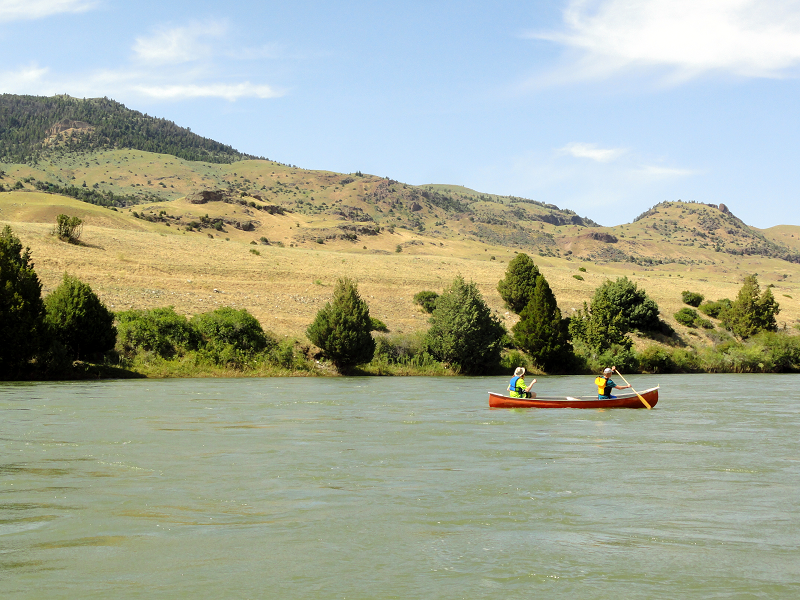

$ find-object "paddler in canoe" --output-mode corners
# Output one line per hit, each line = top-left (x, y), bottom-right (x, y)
(595, 367), (631, 399)
(508, 367), (536, 398)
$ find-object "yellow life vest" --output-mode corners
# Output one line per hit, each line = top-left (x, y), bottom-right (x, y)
(595, 376), (610, 396)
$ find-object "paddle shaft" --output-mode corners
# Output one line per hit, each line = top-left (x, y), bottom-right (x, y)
(613, 368), (651, 409)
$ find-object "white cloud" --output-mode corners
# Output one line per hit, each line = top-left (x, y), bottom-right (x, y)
(0, 0), (96, 22)
(633, 165), (697, 178)
(133, 82), (283, 101)
(558, 142), (627, 162)
(133, 22), (227, 65)
(532, 0), (800, 82)
(0, 64), (50, 92)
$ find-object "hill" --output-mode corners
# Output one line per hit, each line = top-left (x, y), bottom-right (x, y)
(0, 96), (798, 344)
(0, 94), (256, 164)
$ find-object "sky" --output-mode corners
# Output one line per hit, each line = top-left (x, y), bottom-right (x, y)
(2, 0), (800, 228)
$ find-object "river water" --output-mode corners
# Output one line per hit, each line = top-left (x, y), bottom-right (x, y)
(1, 374), (799, 599)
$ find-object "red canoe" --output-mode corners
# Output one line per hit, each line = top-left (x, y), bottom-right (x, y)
(489, 386), (659, 409)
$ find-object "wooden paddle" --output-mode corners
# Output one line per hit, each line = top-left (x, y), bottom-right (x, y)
(612, 366), (651, 409)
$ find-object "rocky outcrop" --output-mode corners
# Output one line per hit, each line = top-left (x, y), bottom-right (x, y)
(187, 190), (227, 204)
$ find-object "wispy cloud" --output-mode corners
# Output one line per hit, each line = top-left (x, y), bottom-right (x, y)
(133, 22), (227, 65)
(633, 165), (697, 178)
(0, 0), (97, 23)
(133, 82), (282, 101)
(531, 0), (800, 83)
(558, 142), (626, 162)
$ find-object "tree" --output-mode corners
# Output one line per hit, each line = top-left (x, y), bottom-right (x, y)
(512, 275), (571, 372)
(44, 273), (116, 360)
(497, 253), (540, 314)
(721, 274), (779, 339)
(424, 275), (506, 374)
(306, 277), (375, 371)
(569, 277), (663, 352)
(0, 226), (45, 377)
(116, 307), (200, 358)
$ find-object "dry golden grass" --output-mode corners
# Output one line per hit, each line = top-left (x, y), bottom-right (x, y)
(3, 190), (799, 341)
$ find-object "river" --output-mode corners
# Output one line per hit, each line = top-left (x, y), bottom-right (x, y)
(1, 374), (798, 599)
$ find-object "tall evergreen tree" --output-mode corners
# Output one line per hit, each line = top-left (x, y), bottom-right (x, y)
(721, 274), (780, 339)
(512, 275), (571, 372)
(424, 275), (506, 374)
(497, 253), (540, 314)
(0, 226), (45, 378)
(307, 277), (375, 372)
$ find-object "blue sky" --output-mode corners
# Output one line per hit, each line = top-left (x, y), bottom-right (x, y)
(2, 0), (800, 228)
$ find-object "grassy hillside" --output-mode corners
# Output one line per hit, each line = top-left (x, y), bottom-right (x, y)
(2, 187), (799, 344)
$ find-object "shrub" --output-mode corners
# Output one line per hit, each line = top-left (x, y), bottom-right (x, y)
(192, 307), (274, 354)
(116, 307), (200, 359)
(424, 275), (506, 374)
(674, 307), (699, 327)
(306, 277), (375, 371)
(573, 274), (584, 280)
(413, 290), (439, 313)
(44, 274), (116, 361)
(698, 299), (731, 318)
(637, 346), (676, 374)
(681, 291), (704, 307)
(53, 214), (83, 243)
(0, 226), (45, 377)
(370, 317), (389, 332)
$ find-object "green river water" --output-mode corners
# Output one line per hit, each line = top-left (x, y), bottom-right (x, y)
(1, 374), (799, 599)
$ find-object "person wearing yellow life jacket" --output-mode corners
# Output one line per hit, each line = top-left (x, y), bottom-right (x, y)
(595, 367), (630, 399)
(508, 367), (536, 398)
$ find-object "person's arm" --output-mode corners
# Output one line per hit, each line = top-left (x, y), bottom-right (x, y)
(526, 378), (537, 391)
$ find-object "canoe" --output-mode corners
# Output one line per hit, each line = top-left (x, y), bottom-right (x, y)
(488, 386), (659, 409)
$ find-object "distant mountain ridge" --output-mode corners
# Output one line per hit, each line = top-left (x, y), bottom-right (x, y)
(0, 94), (256, 164)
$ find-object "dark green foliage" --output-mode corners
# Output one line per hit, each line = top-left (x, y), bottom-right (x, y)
(681, 291), (704, 307)
(423, 275), (506, 374)
(370, 317), (389, 332)
(698, 298), (731, 318)
(674, 307), (699, 327)
(0, 226), (45, 377)
(413, 290), (439, 313)
(0, 94), (255, 164)
(306, 277), (375, 371)
(720, 274), (780, 339)
(44, 273), (116, 360)
(191, 307), (274, 354)
(35, 179), (144, 208)
(54, 214), (83, 242)
(568, 277), (663, 352)
(116, 307), (200, 358)
(512, 275), (571, 372)
(497, 253), (540, 314)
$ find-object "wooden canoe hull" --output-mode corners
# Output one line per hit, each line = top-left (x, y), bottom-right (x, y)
(489, 386), (659, 409)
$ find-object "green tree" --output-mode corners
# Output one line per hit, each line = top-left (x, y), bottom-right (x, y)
(497, 253), (540, 314)
(424, 275), (506, 374)
(0, 226), (45, 377)
(54, 214), (83, 243)
(721, 274), (780, 339)
(569, 277), (662, 352)
(44, 273), (116, 361)
(306, 277), (375, 371)
(512, 275), (571, 372)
